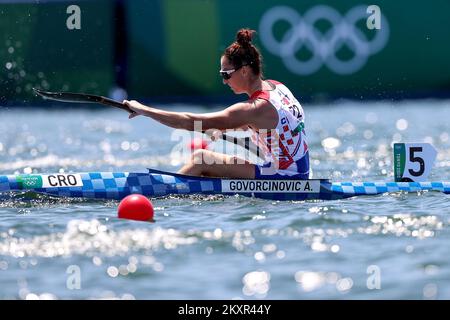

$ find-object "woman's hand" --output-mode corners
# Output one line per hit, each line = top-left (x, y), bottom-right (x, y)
(123, 100), (148, 119)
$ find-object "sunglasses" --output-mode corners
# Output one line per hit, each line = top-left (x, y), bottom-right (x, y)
(219, 64), (247, 80)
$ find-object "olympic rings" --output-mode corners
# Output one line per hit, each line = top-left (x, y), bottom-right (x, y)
(259, 5), (390, 75)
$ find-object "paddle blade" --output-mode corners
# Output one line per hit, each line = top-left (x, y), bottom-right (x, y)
(33, 88), (133, 113)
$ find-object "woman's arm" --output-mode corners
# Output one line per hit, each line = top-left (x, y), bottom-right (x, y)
(124, 100), (257, 131)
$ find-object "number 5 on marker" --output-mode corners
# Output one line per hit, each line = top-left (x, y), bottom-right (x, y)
(394, 143), (437, 182)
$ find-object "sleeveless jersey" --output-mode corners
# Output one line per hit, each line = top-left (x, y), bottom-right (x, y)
(250, 80), (309, 176)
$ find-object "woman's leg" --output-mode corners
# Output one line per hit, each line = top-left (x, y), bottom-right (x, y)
(178, 149), (256, 178)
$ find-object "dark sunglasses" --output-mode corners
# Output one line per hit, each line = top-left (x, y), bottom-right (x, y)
(219, 64), (247, 80)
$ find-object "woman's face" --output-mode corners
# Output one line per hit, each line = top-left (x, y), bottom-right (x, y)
(220, 56), (246, 94)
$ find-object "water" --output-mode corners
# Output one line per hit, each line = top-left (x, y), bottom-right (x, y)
(0, 100), (449, 299)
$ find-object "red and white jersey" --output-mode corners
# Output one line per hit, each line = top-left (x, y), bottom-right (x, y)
(250, 80), (308, 175)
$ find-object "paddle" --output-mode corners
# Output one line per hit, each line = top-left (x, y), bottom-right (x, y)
(33, 88), (264, 160)
(33, 88), (134, 113)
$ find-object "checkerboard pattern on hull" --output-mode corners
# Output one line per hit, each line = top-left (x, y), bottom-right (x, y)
(1, 169), (449, 201)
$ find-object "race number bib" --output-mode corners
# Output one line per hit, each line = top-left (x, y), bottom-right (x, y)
(394, 143), (437, 182)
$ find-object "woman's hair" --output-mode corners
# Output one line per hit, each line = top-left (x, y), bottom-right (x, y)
(223, 28), (262, 76)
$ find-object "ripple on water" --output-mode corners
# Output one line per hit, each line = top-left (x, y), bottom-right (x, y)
(1, 103), (450, 299)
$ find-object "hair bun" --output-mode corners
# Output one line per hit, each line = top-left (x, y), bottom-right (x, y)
(236, 28), (256, 48)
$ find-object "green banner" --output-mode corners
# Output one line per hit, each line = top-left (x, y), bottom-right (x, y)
(0, 1), (115, 104)
(2, 0), (450, 103)
(126, 0), (450, 100)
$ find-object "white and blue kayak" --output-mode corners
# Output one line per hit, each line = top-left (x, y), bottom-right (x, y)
(0, 168), (449, 201)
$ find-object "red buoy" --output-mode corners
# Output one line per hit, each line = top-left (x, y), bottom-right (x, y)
(189, 138), (209, 151)
(118, 194), (154, 222)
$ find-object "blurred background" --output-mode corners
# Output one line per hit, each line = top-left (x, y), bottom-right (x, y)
(2, 1), (450, 301)
(1, 0), (450, 106)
